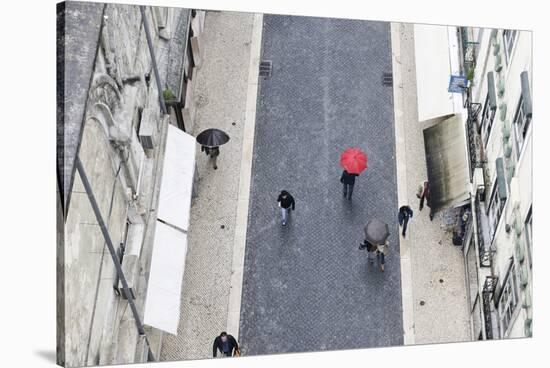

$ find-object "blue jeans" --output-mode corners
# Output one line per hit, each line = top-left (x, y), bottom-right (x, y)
(281, 207), (289, 224)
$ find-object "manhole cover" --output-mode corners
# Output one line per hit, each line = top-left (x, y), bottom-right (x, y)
(420, 300), (426, 306)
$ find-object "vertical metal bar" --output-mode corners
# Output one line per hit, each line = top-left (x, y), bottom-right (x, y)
(75, 156), (155, 362)
(140, 5), (167, 115)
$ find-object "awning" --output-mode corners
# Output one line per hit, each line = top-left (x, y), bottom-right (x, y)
(423, 114), (470, 211)
(157, 124), (196, 231)
(143, 221), (188, 335)
(144, 124), (196, 334)
(414, 24), (462, 122)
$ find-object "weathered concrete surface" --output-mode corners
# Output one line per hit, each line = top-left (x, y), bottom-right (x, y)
(239, 15), (403, 355)
(160, 11), (255, 361)
(57, 1), (104, 212)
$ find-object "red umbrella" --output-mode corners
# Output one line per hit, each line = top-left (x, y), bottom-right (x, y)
(340, 148), (368, 174)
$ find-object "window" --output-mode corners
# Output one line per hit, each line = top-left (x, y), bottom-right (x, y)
(480, 93), (496, 145)
(513, 96), (531, 157)
(487, 184), (504, 240)
(498, 262), (520, 336)
(503, 29), (518, 65)
(524, 207), (532, 268)
(487, 160), (507, 241)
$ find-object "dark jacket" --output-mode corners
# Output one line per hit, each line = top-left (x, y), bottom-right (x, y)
(277, 192), (295, 210)
(213, 334), (239, 357)
(340, 170), (358, 185)
(202, 146), (220, 157)
(359, 239), (377, 252)
(398, 205), (413, 220)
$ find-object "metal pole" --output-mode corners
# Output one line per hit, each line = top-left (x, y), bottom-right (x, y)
(140, 5), (167, 115)
(75, 156), (155, 362)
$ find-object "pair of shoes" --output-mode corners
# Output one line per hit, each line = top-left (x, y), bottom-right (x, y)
(214, 166), (218, 170)
(402, 231), (406, 237)
(380, 264), (385, 272)
(282, 221), (286, 226)
(429, 214), (434, 221)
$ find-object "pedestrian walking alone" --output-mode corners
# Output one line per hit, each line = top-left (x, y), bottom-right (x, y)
(277, 190), (295, 226)
(398, 205), (413, 237)
(340, 170), (359, 201)
(201, 145), (220, 170)
(417, 180), (434, 221)
(213, 332), (240, 357)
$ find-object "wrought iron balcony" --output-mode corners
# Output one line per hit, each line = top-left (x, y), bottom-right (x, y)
(482, 276), (499, 340)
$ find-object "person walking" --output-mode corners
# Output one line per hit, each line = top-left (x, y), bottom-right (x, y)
(398, 205), (414, 237)
(277, 190), (295, 226)
(212, 332), (240, 357)
(376, 240), (389, 272)
(417, 180), (434, 221)
(340, 170), (359, 201)
(201, 145), (220, 170)
(359, 238), (378, 264)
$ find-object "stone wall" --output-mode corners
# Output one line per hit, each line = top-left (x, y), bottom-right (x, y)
(60, 2), (190, 366)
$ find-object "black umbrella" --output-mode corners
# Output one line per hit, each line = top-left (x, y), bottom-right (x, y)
(196, 128), (230, 147)
(364, 218), (390, 245)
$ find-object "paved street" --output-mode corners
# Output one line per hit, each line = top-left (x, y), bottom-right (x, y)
(239, 15), (403, 354)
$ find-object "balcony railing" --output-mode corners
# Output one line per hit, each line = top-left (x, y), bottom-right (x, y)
(482, 276), (498, 340)
(475, 194), (492, 268)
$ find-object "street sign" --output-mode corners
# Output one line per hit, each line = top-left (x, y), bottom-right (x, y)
(448, 75), (469, 93)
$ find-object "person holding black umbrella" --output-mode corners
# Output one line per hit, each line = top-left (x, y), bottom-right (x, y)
(363, 218), (390, 272)
(196, 128), (230, 171)
(201, 145), (220, 170)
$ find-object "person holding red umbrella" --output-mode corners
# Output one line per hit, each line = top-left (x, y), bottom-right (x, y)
(340, 148), (368, 201)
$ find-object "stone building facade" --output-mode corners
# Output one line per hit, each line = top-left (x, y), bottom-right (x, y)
(57, 2), (205, 366)
(460, 27), (532, 340)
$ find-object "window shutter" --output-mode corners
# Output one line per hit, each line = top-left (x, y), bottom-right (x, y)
(495, 157), (507, 200)
(487, 72), (497, 110)
(520, 71), (532, 118)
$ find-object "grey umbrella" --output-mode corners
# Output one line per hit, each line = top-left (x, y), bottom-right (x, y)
(196, 128), (230, 147)
(364, 218), (390, 245)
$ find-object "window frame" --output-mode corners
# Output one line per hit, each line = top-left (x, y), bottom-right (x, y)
(480, 93), (496, 146)
(502, 29), (518, 65)
(497, 261), (520, 337)
(513, 95), (532, 159)
(524, 206), (533, 269)
(487, 179), (506, 242)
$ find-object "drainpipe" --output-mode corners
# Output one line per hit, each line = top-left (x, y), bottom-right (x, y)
(75, 156), (155, 362)
(140, 5), (167, 115)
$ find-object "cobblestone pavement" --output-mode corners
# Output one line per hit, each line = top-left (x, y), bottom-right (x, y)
(160, 11), (255, 361)
(392, 23), (471, 345)
(239, 15), (403, 355)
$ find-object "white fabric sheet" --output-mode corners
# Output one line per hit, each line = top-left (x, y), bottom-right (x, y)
(143, 221), (188, 334)
(157, 124), (196, 231)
